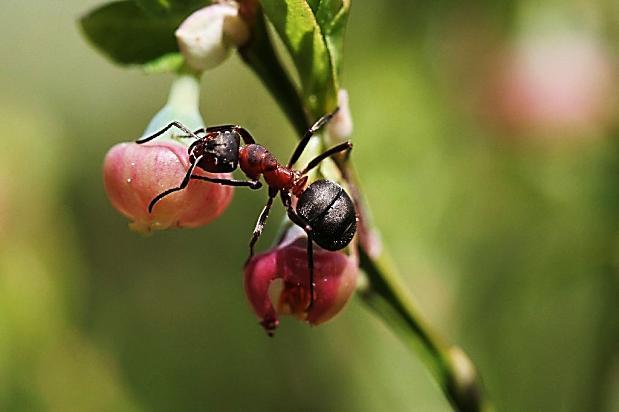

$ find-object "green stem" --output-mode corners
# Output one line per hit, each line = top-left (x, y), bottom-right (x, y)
(266, 85), (491, 412)
(237, 4), (491, 410)
(238, 8), (308, 136)
(358, 248), (490, 412)
(142, 72), (204, 137)
(166, 70), (201, 111)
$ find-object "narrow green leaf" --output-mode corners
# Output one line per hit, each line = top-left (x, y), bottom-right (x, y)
(315, 0), (343, 29)
(79, 1), (184, 67)
(320, 0), (350, 79)
(306, 0), (321, 13)
(318, 0), (351, 67)
(260, 0), (350, 117)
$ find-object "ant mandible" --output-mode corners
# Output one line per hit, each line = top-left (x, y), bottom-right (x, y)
(135, 109), (357, 309)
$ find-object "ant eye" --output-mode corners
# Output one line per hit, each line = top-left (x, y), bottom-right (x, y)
(244, 234), (358, 336)
(103, 140), (234, 233)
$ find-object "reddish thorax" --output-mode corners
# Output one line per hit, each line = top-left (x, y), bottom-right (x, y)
(239, 144), (307, 195)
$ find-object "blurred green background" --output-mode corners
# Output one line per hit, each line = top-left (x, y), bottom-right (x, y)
(1, 1), (618, 411)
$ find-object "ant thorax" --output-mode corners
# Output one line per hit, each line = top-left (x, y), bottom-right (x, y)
(238, 144), (298, 191)
(291, 173), (308, 197)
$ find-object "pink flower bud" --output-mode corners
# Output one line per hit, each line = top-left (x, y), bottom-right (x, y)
(326, 89), (353, 143)
(103, 140), (233, 233)
(487, 29), (617, 139)
(244, 235), (358, 336)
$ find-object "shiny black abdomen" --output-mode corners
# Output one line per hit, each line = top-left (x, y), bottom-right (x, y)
(296, 179), (357, 251)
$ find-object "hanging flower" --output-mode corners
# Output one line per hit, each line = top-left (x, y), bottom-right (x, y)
(103, 73), (234, 233)
(244, 229), (358, 336)
(103, 140), (233, 233)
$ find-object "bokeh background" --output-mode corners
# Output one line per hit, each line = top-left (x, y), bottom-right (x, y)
(1, 1), (618, 411)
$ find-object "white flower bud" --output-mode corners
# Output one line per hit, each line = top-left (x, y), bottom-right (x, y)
(327, 89), (353, 142)
(175, 2), (250, 72)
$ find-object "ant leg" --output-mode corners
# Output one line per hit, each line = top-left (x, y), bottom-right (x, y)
(287, 108), (339, 168)
(177, 128), (207, 139)
(136, 121), (199, 144)
(301, 141), (352, 174)
(204, 125), (256, 144)
(285, 205), (316, 310)
(247, 188), (277, 259)
(148, 156), (202, 213)
(189, 175), (262, 189)
(306, 238), (314, 310)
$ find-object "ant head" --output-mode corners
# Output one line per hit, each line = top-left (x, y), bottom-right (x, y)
(193, 130), (241, 173)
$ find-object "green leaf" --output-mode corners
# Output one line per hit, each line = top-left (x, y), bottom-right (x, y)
(260, 0), (350, 117)
(79, 0), (188, 68)
(134, 0), (171, 15)
(317, 0), (350, 80)
(135, 0), (209, 16)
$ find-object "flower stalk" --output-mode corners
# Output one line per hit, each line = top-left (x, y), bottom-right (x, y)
(358, 249), (489, 412)
(237, 4), (492, 409)
(142, 71), (204, 138)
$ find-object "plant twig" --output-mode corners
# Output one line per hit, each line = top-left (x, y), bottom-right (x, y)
(238, 4), (308, 135)
(358, 248), (490, 412)
(238, 3), (491, 410)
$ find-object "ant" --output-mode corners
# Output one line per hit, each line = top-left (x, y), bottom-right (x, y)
(136, 109), (357, 311)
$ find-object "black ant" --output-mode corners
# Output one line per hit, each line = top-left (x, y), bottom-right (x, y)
(136, 109), (356, 315)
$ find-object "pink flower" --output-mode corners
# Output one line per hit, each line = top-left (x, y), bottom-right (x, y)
(103, 140), (233, 233)
(244, 235), (358, 336)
